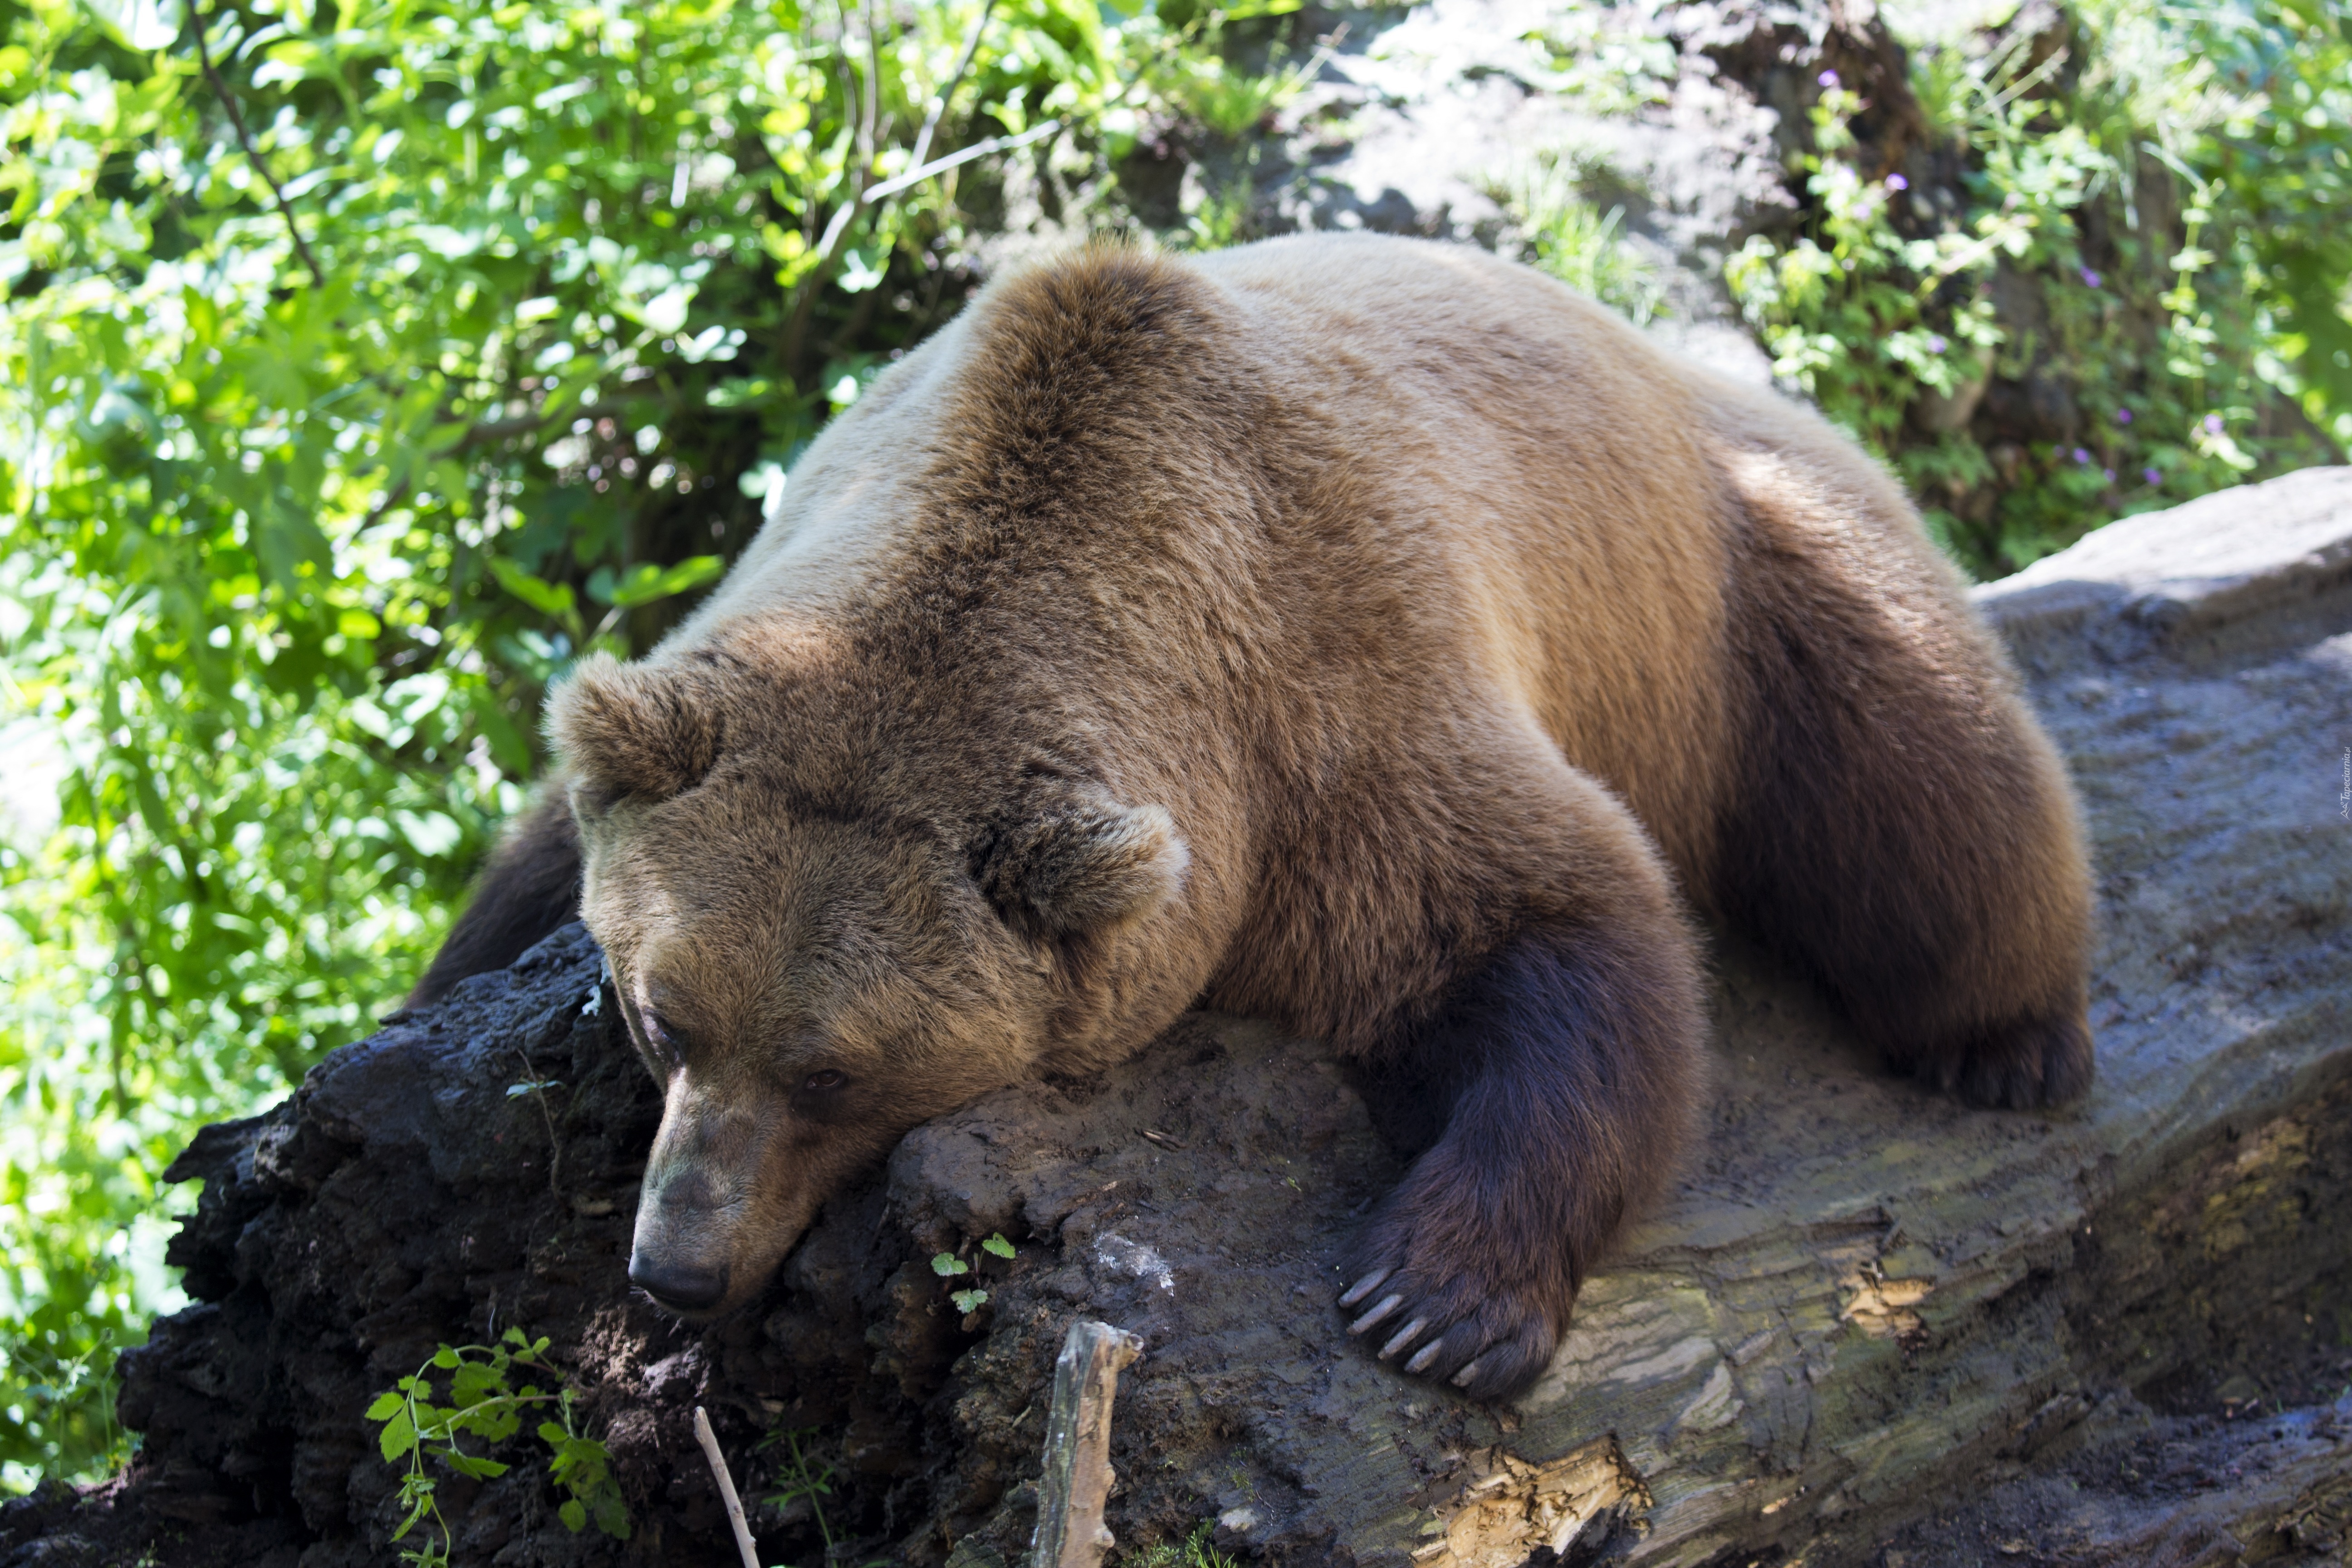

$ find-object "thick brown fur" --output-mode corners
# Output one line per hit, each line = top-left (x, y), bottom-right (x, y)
(415, 234), (2094, 1401)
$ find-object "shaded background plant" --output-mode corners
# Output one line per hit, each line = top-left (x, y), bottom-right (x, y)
(1710, 0), (2352, 573)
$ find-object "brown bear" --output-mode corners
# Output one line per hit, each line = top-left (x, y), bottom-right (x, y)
(413, 233), (2094, 1401)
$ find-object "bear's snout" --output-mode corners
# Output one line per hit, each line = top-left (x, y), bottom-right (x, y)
(629, 1152), (744, 1316)
(627, 1246), (729, 1313)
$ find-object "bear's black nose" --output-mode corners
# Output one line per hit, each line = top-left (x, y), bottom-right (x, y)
(628, 1252), (728, 1313)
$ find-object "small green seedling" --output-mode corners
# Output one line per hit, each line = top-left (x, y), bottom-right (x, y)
(363, 1328), (628, 1565)
(761, 1425), (839, 1558)
(1123, 1521), (1239, 1568)
(934, 1235), (1016, 1315)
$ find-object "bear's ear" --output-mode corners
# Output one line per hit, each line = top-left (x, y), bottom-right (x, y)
(971, 797), (1189, 940)
(546, 652), (723, 808)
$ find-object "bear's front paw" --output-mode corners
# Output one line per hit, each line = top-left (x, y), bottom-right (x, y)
(1335, 1195), (1565, 1403)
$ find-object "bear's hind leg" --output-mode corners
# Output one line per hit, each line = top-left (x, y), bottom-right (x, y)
(1337, 796), (1707, 1401)
(1718, 473), (2096, 1107)
(1925, 1009), (2095, 1111)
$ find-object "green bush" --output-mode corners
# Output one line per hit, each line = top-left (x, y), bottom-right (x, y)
(1718, 0), (2352, 573)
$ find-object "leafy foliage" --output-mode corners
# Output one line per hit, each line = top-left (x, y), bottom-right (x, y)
(1492, 150), (1665, 325)
(1716, 0), (2352, 573)
(929, 1230), (1015, 1313)
(363, 1329), (625, 1564)
(0, 0), (1296, 1489)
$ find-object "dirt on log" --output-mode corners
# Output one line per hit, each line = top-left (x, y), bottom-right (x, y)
(5, 469), (2352, 1568)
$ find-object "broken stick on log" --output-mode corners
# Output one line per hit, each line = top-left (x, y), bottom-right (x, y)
(693, 1405), (761, 1568)
(1029, 1319), (1145, 1568)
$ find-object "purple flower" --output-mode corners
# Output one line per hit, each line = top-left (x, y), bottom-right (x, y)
(1925, 333), (1948, 353)
(1818, 69), (1840, 87)
(2203, 413), (2224, 434)
(2143, 466), (2162, 485)
(1886, 173), (1909, 191)
(2102, 467), (2116, 483)
(2072, 447), (2092, 465)
(2115, 407), (2132, 424)
(2079, 267), (2102, 288)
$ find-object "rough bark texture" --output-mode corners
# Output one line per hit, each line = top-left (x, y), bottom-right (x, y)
(4, 469), (2350, 1568)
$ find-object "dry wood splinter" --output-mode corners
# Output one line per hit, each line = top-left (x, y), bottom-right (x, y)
(1029, 1319), (1146, 1568)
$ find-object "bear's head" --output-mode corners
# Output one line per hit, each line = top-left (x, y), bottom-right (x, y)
(547, 650), (1191, 1318)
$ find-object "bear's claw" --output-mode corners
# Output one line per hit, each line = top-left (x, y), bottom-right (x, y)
(1336, 1186), (1566, 1401)
(1378, 1318), (1429, 1359)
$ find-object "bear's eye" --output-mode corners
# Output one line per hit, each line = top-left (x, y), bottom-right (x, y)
(642, 1010), (681, 1058)
(803, 1069), (847, 1093)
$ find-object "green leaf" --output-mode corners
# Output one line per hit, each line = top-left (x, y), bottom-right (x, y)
(559, 1498), (588, 1533)
(449, 1358), (508, 1408)
(599, 556), (726, 609)
(487, 558), (579, 620)
(431, 1347), (461, 1370)
(83, 0), (183, 52)
(981, 1233), (1017, 1259)
(378, 1409), (418, 1463)
(930, 1252), (969, 1276)
(951, 1288), (990, 1313)
(366, 1391), (406, 1421)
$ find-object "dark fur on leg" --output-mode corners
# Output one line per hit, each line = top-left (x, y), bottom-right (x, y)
(1915, 1009), (2095, 1110)
(1717, 516), (2096, 1107)
(1338, 918), (1705, 1402)
(408, 791), (583, 1007)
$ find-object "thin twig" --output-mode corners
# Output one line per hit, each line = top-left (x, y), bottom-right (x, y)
(909, 0), (997, 175)
(785, 1), (887, 369)
(187, 0), (323, 285)
(512, 1043), (564, 1199)
(859, 119), (1063, 206)
(857, 0), (881, 175)
(692, 1406), (761, 1568)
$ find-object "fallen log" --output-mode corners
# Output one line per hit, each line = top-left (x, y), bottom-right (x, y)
(2, 469), (2347, 1568)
